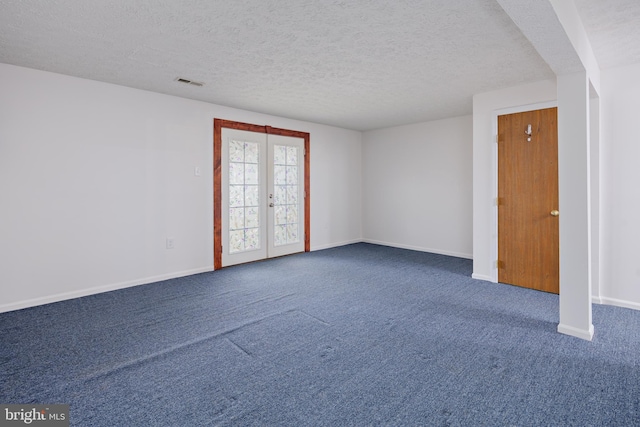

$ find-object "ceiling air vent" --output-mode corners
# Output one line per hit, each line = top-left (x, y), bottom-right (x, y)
(174, 77), (204, 87)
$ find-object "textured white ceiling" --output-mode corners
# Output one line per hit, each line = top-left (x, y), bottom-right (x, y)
(574, 0), (640, 69)
(0, 1), (634, 130)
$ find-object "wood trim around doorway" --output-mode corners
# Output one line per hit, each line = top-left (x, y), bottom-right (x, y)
(213, 119), (310, 269)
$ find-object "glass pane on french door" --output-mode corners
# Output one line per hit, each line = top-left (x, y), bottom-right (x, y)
(221, 129), (304, 267)
(222, 129), (268, 267)
(267, 134), (305, 258)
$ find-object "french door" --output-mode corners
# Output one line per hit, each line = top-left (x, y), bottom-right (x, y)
(220, 127), (306, 267)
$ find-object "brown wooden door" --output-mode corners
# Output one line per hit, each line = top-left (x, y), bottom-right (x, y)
(498, 107), (559, 293)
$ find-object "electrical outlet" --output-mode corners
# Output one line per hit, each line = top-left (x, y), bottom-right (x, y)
(166, 238), (175, 249)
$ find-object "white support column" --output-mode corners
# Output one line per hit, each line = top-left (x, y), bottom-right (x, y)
(557, 71), (593, 340)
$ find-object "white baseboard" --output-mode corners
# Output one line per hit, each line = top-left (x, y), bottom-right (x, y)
(0, 267), (214, 314)
(557, 323), (594, 341)
(594, 296), (640, 311)
(472, 273), (495, 282)
(311, 239), (364, 251)
(362, 239), (473, 260)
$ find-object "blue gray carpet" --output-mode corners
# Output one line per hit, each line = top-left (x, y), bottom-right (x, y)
(1, 243), (639, 426)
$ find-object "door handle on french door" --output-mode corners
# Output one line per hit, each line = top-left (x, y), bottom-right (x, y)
(269, 203), (274, 207)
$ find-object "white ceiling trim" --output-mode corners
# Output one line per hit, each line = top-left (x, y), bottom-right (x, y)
(496, 0), (584, 76)
(548, 0), (601, 92)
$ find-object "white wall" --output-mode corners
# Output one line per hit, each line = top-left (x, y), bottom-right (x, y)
(590, 94), (601, 301)
(0, 63), (362, 312)
(472, 80), (558, 282)
(362, 115), (473, 259)
(6, 60), (640, 314)
(599, 62), (640, 310)
(472, 68), (640, 313)
(308, 125), (363, 251)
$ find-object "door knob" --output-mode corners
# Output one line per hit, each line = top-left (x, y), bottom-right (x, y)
(550, 210), (559, 217)
(269, 202), (274, 207)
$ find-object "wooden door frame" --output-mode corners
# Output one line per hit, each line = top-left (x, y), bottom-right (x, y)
(213, 119), (310, 269)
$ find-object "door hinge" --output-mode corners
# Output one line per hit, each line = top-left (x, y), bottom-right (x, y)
(495, 197), (503, 206)
(495, 260), (504, 269)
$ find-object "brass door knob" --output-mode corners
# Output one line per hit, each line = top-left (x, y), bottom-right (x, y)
(550, 210), (559, 217)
